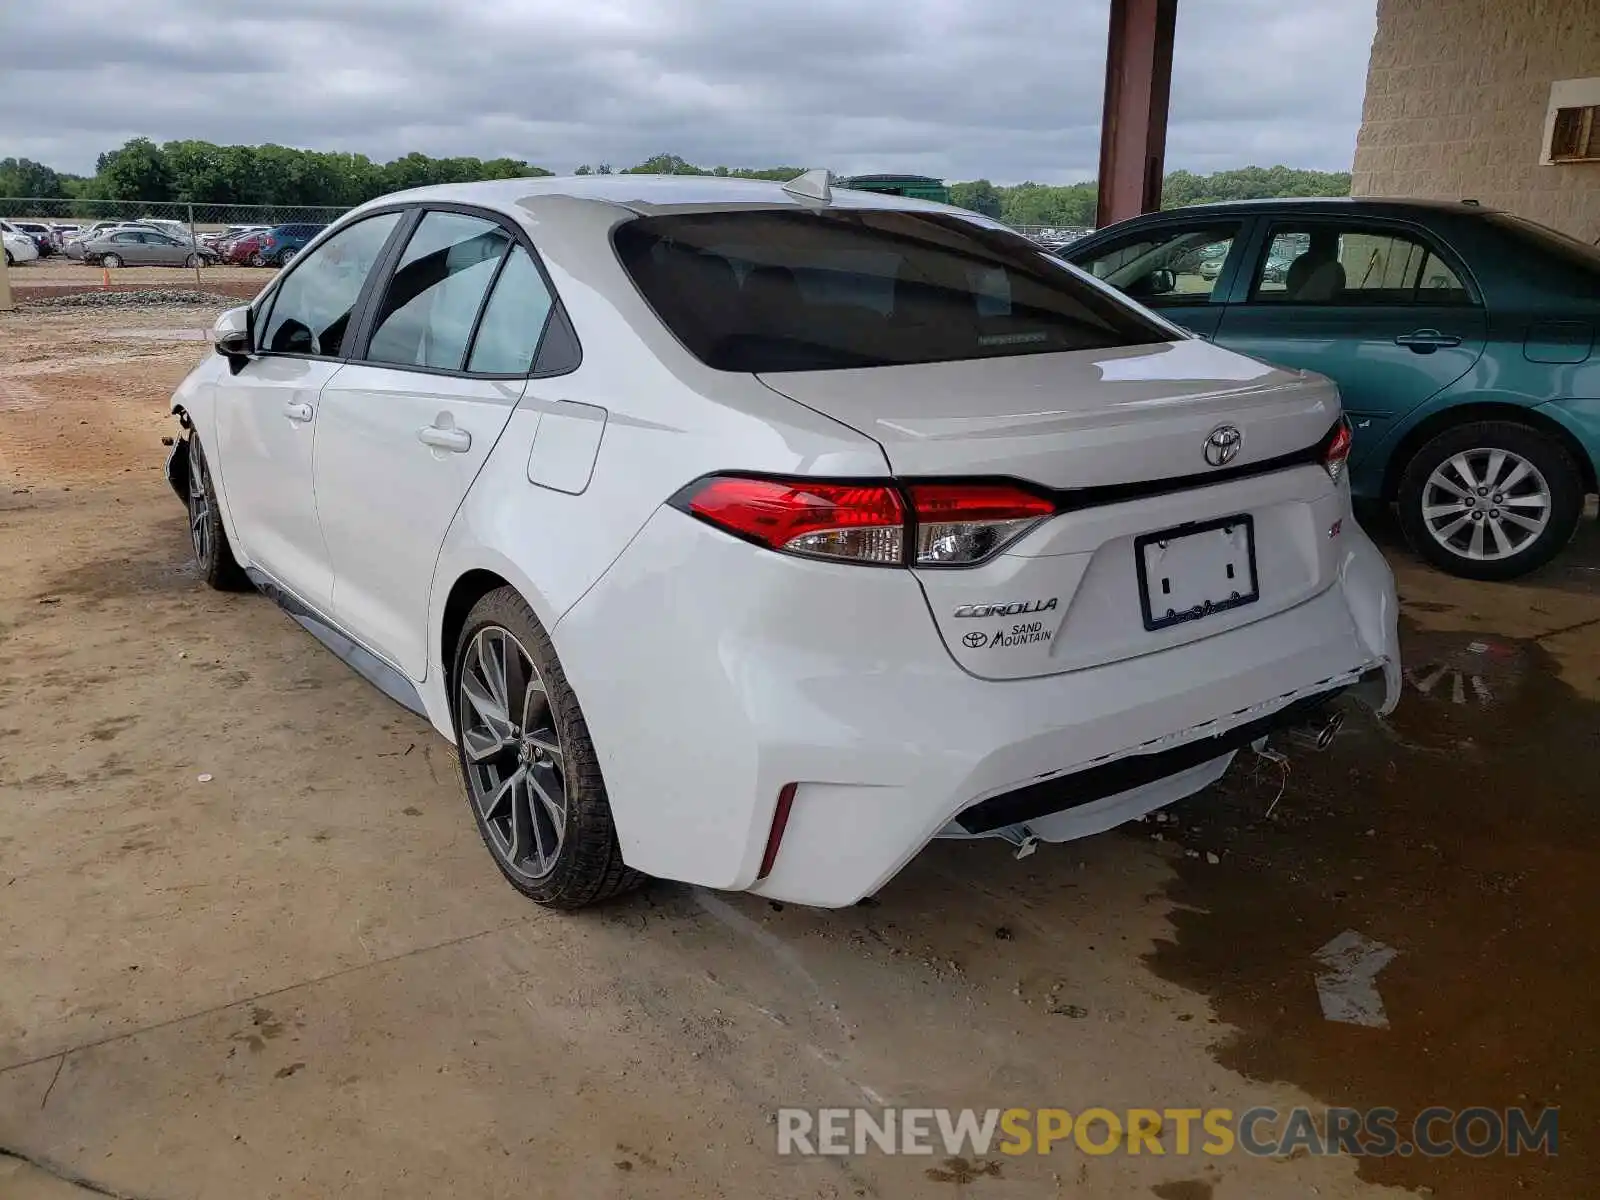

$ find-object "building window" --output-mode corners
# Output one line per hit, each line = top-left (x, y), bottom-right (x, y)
(1550, 106), (1599, 162)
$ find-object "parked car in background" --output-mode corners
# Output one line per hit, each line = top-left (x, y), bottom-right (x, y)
(83, 228), (213, 268)
(1063, 198), (1600, 579)
(225, 229), (271, 265)
(64, 222), (163, 259)
(7, 221), (58, 256)
(205, 224), (269, 252)
(166, 175), (1398, 910)
(2, 224), (39, 266)
(251, 222), (327, 267)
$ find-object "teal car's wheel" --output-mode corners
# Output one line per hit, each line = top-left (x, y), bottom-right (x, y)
(1397, 421), (1584, 581)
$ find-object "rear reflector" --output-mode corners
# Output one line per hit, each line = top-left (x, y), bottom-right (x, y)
(758, 783), (798, 880)
(1323, 416), (1353, 481)
(672, 475), (1055, 567)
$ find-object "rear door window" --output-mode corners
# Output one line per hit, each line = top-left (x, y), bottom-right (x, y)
(365, 211), (511, 371)
(1249, 223), (1472, 305)
(466, 247), (556, 374)
(615, 210), (1167, 372)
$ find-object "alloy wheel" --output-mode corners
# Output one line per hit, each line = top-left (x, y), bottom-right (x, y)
(1421, 447), (1551, 562)
(188, 443), (212, 565)
(457, 625), (568, 881)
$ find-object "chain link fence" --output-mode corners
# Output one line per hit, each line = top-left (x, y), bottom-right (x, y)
(2, 198), (352, 292)
(5, 196), (1088, 249)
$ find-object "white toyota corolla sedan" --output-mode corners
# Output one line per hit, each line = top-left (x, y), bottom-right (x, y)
(167, 173), (1400, 909)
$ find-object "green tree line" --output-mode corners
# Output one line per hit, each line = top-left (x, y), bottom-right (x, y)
(2, 139), (1350, 223)
(951, 165), (1351, 228)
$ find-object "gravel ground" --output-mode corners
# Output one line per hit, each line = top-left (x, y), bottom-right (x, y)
(22, 289), (246, 309)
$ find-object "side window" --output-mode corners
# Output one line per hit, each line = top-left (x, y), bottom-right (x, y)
(112, 232), (139, 244)
(1074, 224), (1241, 303)
(1251, 224), (1470, 305)
(366, 212), (511, 371)
(467, 247), (555, 374)
(259, 212), (402, 357)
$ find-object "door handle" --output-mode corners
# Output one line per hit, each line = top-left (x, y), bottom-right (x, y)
(1394, 329), (1462, 353)
(283, 401), (313, 422)
(417, 424), (472, 453)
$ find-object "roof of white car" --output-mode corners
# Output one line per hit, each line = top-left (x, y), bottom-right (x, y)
(367, 173), (965, 217)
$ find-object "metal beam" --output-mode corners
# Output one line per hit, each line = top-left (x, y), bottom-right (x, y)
(1096, 0), (1177, 229)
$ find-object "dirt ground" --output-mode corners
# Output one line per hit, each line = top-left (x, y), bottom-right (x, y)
(0, 300), (1597, 1199)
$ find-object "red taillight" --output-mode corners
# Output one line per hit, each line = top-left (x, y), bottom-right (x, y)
(673, 475), (1057, 567)
(682, 476), (906, 564)
(906, 483), (1056, 566)
(1323, 417), (1353, 481)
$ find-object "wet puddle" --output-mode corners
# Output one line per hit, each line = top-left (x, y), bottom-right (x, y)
(1145, 618), (1600, 1196)
(103, 327), (212, 342)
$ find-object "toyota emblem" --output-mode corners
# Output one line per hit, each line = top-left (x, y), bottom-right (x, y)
(1203, 424), (1243, 467)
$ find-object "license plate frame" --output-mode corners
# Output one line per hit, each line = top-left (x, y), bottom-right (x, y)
(1135, 514), (1259, 633)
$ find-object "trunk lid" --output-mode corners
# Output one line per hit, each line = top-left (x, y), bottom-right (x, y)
(758, 338), (1337, 486)
(760, 339), (1349, 681)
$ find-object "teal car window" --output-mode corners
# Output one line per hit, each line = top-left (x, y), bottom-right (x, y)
(1252, 224), (1470, 306)
(1075, 224), (1241, 304)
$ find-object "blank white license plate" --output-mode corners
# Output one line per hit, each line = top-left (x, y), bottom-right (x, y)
(1135, 515), (1259, 631)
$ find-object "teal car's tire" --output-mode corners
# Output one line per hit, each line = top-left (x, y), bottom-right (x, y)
(1397, 420), (1583, 581)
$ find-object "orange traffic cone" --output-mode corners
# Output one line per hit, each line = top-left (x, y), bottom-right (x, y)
(102, 266), (111, 289)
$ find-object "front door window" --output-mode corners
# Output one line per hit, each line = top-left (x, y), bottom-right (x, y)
(1074, 224), (1243, 305)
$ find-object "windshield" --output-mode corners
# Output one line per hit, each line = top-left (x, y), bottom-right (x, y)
(615, 209), (1167, 372)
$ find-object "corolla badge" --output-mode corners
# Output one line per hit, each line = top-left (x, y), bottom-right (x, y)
(1203, 424), (1243, 467)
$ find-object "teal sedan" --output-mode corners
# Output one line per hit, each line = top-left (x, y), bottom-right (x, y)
(1063, 199), (1600, 579)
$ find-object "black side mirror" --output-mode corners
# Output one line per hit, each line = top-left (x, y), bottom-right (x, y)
(213, 306), (253, 374)
(1147, 268), (1177, 295)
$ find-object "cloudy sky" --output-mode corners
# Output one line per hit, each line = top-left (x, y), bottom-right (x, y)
(0, 0), (1377, 182)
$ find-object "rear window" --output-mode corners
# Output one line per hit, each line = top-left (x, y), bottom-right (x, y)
(614, 210), (1167, 372)
(1487, 213), (1600, 276)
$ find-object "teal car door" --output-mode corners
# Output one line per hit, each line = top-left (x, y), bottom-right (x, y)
(1068, 218), (1249, 341)
(1214, 218), (1487, 472)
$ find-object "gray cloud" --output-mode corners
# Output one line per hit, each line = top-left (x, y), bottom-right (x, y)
(0, 0), (1376, 181)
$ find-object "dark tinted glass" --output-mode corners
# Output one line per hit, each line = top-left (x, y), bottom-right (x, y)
(615, 210), (1166, 372)
(1487, 213), (1600, 275)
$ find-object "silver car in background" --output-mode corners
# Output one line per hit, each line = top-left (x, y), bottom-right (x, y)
(83, 228), (212, 268)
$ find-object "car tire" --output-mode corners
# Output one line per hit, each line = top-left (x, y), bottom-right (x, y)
(452, 587), (644, 909)
(101, 253), (123, 269)
(186, 435), (250, 591)
(249, 251), (266, 268)
(185, 253), (204, 268)
(1397, 420), (1584, 580)
(3, 250), (12, 267)
(274, 248), (297, 267)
